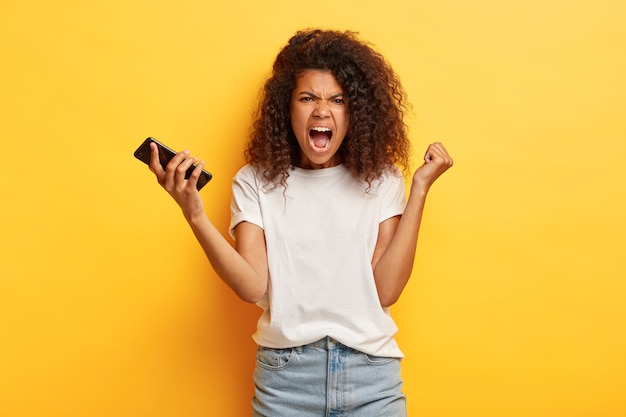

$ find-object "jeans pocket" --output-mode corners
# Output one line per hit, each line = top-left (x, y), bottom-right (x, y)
(256, 346), (297, 370)
(362, 352), (398, 366)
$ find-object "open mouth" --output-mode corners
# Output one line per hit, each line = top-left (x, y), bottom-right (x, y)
(309, 126), (332, 151)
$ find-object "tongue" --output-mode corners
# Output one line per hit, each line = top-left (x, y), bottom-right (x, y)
(311, 131), (330, 148)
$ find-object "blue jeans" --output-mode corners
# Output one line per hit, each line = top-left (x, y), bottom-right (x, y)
(252, 337), (406, 417)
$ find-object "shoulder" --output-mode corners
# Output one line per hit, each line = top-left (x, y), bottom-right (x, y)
(232, 165), (261, 196)
(373, 165), (404, 188)
(234, 164), (257, 179)
(233, 164), (284, 196)
(233, 164), (264, 185)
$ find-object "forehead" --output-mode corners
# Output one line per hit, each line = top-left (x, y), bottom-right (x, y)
(293, 69), (343, 93)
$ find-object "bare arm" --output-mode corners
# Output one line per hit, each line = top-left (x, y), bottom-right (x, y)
(372, 142), (453, 307)
(148, 143), (268, 303)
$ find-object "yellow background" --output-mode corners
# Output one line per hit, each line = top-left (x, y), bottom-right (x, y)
(1, 0), (625, 416)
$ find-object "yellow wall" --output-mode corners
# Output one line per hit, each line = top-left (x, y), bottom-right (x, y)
(1, 1), (625, 416)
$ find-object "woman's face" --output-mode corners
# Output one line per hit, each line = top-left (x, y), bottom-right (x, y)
(289, 69), (349, 169)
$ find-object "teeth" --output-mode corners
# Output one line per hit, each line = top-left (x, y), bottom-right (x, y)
(311, 127), (331, 132)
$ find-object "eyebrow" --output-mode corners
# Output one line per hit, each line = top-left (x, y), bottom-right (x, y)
(297, 91), (344, 99)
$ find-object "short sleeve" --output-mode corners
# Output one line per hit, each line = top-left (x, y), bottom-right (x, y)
(229, 165), (264, 239)
(379, 168), (406, 223)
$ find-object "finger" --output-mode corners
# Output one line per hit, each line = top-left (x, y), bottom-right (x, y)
(432, 142), (451, 160)
(434, 142), (453, 167)
(185, 160), (205, 189)
(173, 154), (198, 189)
(162, 150), (191, 189)
(424, 142), (453, 166)
(423, 145), (440, 163)
(149, 142), (165, 176)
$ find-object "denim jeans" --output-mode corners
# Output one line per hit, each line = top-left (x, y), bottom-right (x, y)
(252, 337), (406, 417)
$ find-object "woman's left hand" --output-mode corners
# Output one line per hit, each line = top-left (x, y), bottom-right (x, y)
(412, 142), (453, 193)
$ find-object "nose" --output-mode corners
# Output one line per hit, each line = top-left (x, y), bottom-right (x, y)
(313, 100), (330, 118)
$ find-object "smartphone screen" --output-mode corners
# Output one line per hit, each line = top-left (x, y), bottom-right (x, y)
(133, 137), (213, 190)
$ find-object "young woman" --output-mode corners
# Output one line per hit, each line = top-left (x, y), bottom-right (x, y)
(148, 29), (453, 417)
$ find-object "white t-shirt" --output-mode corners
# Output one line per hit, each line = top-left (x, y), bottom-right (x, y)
(230, 164), (406, 357)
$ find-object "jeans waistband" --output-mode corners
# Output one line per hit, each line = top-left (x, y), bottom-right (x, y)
(298, 336), (351, 352)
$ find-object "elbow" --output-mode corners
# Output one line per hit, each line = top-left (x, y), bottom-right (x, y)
(236, 285), (266, 304)
(240, 293), (264, 304)
(376, 277), (409, 307)
(379, 293), (400, 308)
(377, 284), (402, 307)
(375, 275), (407, 308)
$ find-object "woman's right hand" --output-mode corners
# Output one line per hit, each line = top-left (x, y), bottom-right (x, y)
(148, 142), (206, 221)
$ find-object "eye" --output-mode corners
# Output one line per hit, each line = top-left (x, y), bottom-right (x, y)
(333, 98), (345, 105)
(300, 96), (314, 102)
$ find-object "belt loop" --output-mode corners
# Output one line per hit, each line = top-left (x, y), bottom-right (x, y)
(327, 336), (338, 349)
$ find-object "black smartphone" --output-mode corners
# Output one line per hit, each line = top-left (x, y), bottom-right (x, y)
(133, 137), (213, 191)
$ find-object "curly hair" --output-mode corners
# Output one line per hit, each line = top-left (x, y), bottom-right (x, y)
(245, 29), (411, 188)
